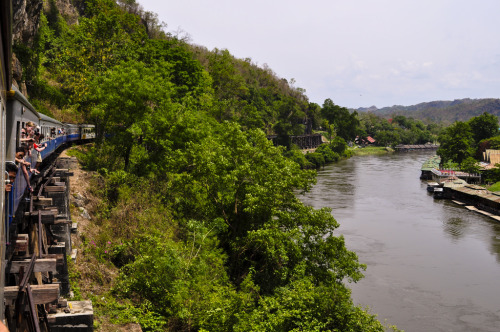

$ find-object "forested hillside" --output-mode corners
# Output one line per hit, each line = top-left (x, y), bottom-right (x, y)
(11, 0), (395, 330)
(357, 98), (500, 124)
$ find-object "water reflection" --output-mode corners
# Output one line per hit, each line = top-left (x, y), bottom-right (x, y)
(442, 217), (467, 241)
(301, 151), (500, 332)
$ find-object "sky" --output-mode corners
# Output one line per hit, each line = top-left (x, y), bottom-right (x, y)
(137, 0), (500, 109)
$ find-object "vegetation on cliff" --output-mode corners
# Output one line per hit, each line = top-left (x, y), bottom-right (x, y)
(13, 0), (402, 330)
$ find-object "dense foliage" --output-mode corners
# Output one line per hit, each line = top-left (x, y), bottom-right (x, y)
(437, 112), (499, 167)
(13, 0), (403, 330)
(358, 113), (440, 147)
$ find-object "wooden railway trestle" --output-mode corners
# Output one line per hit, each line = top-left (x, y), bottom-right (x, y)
(4, 155), (93, 331)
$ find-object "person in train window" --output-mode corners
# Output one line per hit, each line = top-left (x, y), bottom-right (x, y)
(15, 145), (33, 192)
(5, 162), (18, 192)
(15, 146), (30, 167)
(26, 121), (36, 137)
(32, 133), (46, 175)
(20, 127), (34, 143)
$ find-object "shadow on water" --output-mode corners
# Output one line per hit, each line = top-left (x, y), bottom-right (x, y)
(300, 151), (500, 332)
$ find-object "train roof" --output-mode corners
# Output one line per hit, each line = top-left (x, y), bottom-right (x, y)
(39, 112), (63, 126)
(9, 86), (65, 126)
(8, 85), (39, 116)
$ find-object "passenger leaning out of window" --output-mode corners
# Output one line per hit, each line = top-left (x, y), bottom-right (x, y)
(33, 133), (46, 175)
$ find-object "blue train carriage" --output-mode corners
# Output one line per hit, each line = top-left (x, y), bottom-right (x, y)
(5, 86), (41, 217)
(80, 123), (95, 142)
(38, 112), (65, 158)
(0, 0), (12, 319)
(64, 123), (80, 143)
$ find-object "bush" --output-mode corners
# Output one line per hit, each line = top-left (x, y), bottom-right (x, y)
(305, 152), (325, 168)
(315, 144), (340, 163)
(330, 136), (349, 154)
(284, 148), (314, 169)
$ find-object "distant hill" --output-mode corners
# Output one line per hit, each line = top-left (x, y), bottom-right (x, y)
(355, 98), (500, 124)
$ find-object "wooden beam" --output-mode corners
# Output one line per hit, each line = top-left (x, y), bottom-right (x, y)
(24, 211), (56, 224)
(15, 254), (63, 262)
(33, 197), (53, 206)
(10, 259), (57, 274)
(44, 186), (66, 193)
(25, 210), (57, 217)
(53, 219), (70, 225)
(14, 234), (29, 255)
(4, 284), (60, 306)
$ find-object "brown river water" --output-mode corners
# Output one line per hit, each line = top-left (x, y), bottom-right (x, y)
(300, 151), (500, 332)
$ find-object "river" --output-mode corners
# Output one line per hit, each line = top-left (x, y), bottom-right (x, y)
(300, 150), (500, 332)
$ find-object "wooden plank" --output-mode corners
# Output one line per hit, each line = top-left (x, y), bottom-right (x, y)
(33, 197), (53, 206)
(25, 210), (57, 217)
(17, 234), (29, 241)
(15, 239), (28, 254)
(44, 186), (66, 192)
(4, 284), (60, 305)
(53, 219), (70, 225)
(476, 210), (493, 217)
(15, 234), (29, 255)
(452, 200), (465, 206)
(489, 215), (500, 222)
(15, 254), (63, 262)
(10, 259), (57, 273)
(54, 169), (73, 177)
(465, 206), (478, 211)
(25, 210), (57, 224)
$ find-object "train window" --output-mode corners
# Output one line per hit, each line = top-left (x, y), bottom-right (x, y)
(51, 128), (55, 137)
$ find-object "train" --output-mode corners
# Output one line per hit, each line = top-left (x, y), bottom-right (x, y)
(0, 0), (95, 327)
(6, 86), (95, 219)
(3, 86), (95, 223)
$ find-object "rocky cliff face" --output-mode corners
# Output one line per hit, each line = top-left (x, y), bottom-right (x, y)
(12, 0), (43, 94)
(12, 0), (43, 45)
(11, 0), (80, 94)
(52, 0), (80, 25)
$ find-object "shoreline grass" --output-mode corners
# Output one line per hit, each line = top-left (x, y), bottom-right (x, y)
(351, 146), (394, 156)
(487, 181), (500, 192)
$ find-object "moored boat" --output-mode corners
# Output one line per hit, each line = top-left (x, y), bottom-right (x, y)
(427, 182), (440, 192)
(433, 187), (444, 199)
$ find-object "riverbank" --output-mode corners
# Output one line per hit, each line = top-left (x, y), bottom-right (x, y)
(351, 146), (394, 156)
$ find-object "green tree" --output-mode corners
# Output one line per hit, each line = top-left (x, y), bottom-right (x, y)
(437, 121), (474, 165)
(85, 61), (174, 170)
(321, 99), (359, 141)
(468, 112), (499, 144)
(461, 156), (480, 174)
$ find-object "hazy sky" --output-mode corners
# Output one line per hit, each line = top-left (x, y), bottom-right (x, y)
(137, 0), (500, 109)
